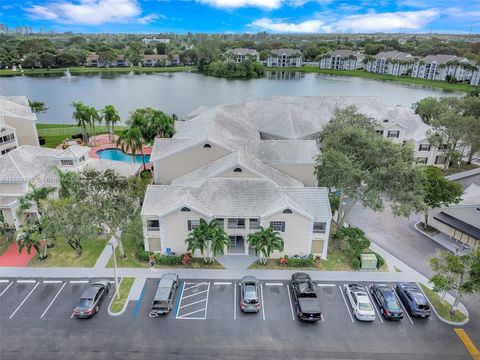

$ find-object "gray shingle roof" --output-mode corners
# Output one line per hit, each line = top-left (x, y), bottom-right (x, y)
(227, 48), (259, 56)
(374, 51), (413, 61)
(142, 178), (331, 220)
(271, 49), (301, 56)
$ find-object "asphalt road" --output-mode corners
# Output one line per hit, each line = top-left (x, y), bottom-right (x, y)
(0, 277), (472, 360)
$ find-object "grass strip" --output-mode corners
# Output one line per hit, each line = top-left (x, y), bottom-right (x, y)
(419, 283), (467, 322)
(110, 277), (135, 313)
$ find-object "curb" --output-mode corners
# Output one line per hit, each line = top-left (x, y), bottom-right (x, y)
(417, 282), (469, 326)
(107, 277), (130, 317)
(413, 222), (457, 253)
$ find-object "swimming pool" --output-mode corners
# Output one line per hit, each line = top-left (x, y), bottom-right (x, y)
(96, 148), (150, 163)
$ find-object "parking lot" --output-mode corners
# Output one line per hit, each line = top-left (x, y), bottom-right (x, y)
(0, 277), (473, 360)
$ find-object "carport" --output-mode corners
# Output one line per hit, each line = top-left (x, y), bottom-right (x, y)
(434, 211), (479, 250)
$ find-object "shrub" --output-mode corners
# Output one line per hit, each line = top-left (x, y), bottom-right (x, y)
(278, 257), (288, 266)
(338, 227), (370, 257)
(286, 254), (314, 267)
(182, 252), (192, 265)
(372, 252), (385, 269)
(155, 254), (183, 266)
(352, 258), (361, 270)
(136, 242), (152, 262)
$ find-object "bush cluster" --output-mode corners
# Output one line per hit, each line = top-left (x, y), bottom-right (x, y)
(337, 227), (371, 268)
(283, 254), (315, 267)
(203, 60), (264, 79)
(155, 254), (183, 266)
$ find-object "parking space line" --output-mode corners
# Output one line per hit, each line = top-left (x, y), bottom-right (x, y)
(366, 285), (383, 323)
(454, 328), (480, 360)
(181, 289), (208, 299)
(132, 282), (146, 318)
(69, 280), (88, 284)
(233, 283), (237, 320)
(393, 288), (413, 325)
(0, 280), (9, 283)
(286, 284), (295, 321)
(317, 283), (336, 287)
(260, 283), (265, 321)
(70, 312), (75, 319)
(17, 280), (36, 284)
(265, 283), (283, 286)
(174, 282), (186, 319)
(43, 280), (62, 284)
(178, 298), (207, 309)
(178, 308), (206, 319)
(183, 282), (208, 291)
(0, 281), (13, 297)
(204, 282), (210, 319)
(321, 313), (325, 322)
(10, 282), (40, 319)
(41, 282), (67, 318)
(339, 285), (355, 323)
(213, 282), (231, 286)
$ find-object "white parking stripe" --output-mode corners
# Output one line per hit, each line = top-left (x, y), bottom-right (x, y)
(366, 286), (383, 323)
(265, 283), (283, 286)
(69, 280), (88, 284)
(0, 280), (9, 283)
(393, 288), (414, 325)
(260, 283), (265, 321)
(204, 282), (210, 319)
(233, 283), (237, 320)
(181, 289), (209, 300)
(321, 313), (325, 322)
(286, 284), (296, 321)
(41, 282), (66, 318)
(0, 282), (13, 297)
(10, 282), (40, 319)
(317, 283), (336, 287)
(43, 280), (62, 284)
(178, 298), (207, 309)
(17, 280), (36, 284)
(178, 308), (206, 319)
(183, 282), (208, 291)
(213, 282), (231, 286)
(339, 285), (355, 323)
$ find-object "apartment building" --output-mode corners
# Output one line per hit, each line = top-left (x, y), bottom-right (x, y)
(411, 54), (475, 82)
(319, 50), (364, 70)
(142, 54), (180, 66)
(365, 51), (414, 76)
(226, 48), (260, 63)
(267, 49), (302, 67)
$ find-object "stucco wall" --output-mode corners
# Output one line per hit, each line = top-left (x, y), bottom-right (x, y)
(161, 209), (207, 254)
(271, 164), (316, 186)
(3, 115), (39, 146)
(154, 143), (230, 184)
(0, 183), (27, 195)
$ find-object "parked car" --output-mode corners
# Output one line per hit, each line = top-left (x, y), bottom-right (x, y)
(149, 273), (179, 317)
(73, 280), (110, 319)
(395, 283), (431, 318)
(370, 284), (403, 321)
(345, 284), (376, 322)
(239, 276), (261, 313)
(289, 272), (322, 322)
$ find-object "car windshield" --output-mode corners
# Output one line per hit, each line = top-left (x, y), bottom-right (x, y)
(152, 300), (167, 309)
(298, 282), (314, 293)
(77, 298), (93, 307)
(359, 302), (373, 311)
(244, 285), (258, 303)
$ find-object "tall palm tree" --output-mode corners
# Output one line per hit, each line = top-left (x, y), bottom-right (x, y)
(101, 105), (121, 142)
(247, 227), (283, 264)
(16, 183), (56, 220)
(86, 106), (100, 145)
(72, 101), (89, 143)
(16, 220), (46, 260)
(185, 219), (229, 263)
(116, 127), (145, 169)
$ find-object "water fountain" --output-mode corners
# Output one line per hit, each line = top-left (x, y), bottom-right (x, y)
(64, 68), (72, 79)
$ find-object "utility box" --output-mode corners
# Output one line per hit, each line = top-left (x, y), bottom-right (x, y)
(360, 253), (377, 270)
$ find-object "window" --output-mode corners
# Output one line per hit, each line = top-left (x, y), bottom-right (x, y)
(249, 218), (260, 229)
(418, 144), (431, 151)
(203, 144), (211, 148)
(283, 209), (292, 214)
(387, 130), (400, 138)
(375, 130), (384, 136)
(215, 218), (224, 228)
(416, 157), (428, 164)
(228, 218), (245, 229)
(181, 207), (191, 212)
(61, 159), (74, 166)
(147, 219), (160, 231)
(270, 221), (285, 232)
(437, 144), (448, 150)
(233, 167), (242, 173)
(313, 222), (326, 233)
(187, 220), (200, 230)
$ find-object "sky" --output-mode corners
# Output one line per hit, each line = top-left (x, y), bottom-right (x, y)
(0, 0), (478, 34)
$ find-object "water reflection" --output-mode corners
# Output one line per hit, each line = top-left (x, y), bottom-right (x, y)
(265, 71), (305, 80)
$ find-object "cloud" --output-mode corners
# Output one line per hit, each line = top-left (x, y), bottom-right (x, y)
(195, 0), (282, 9)
(335, 9), (440, 32)
(25, 0), (159, 25)
(250, 17), (331, 33)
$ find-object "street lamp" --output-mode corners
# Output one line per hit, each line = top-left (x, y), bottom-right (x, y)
(110, 241), (120, 299)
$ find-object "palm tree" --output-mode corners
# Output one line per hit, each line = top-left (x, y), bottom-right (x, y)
(116, 126), (146, 169)
(55, 168), (80, 199)
(16, 183), (56, 220)
(72, 101), (89, 143)
(185, 219), (229, 263)
(16, 221), (46, 260)
(247, 227), (283, 264)
(86, 106), (100, 145)
(101, 105), (121, 142)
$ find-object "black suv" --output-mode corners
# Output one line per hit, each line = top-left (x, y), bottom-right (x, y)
(370, 284), (403, 321)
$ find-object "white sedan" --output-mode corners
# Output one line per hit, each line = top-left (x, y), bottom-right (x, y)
(345, 283), (376, 321)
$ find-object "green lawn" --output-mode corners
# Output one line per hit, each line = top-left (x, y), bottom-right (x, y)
(0, 66), (194, 77)
(419, 283), (467, 322)
(267, 66), (476, 92)
(27, 237), (108, 267)
(442, 162), (479, 176)
(109, 277), (135, 313)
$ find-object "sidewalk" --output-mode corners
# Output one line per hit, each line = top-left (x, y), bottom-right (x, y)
(0, 242), (36, 267)
(414, 222), (470, 255)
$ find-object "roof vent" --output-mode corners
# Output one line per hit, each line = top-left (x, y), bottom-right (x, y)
(181, 207), (191, 212)
(233, 167), (242, 173)
(203, 143), (211, 148)
(383, 119), (389, 123)
(283, 209), (292, 214)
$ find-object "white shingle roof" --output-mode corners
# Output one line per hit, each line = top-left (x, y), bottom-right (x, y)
(56, 145), (90, 159)
(0, 96), (36, 121)
(142, 178), (331, 220)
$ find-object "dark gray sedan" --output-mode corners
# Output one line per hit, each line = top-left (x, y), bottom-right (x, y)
(239, 276), (261, 313)
(73, 280), (110, 319)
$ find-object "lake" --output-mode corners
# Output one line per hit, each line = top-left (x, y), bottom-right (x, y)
(0, 71), (461, 125)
